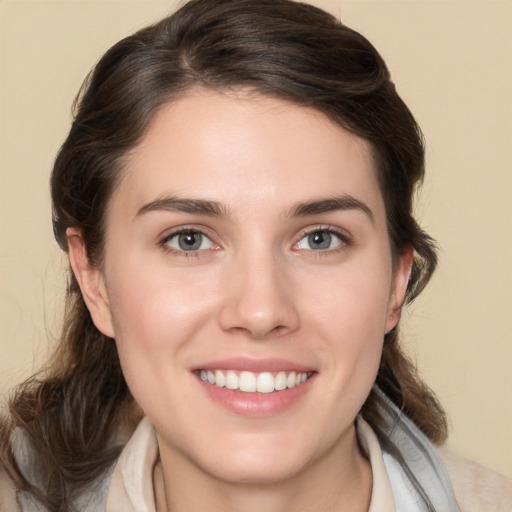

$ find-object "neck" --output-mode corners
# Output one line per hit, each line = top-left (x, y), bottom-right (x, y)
(154, 425), (372, 512)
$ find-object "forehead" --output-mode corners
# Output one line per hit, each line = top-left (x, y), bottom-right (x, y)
(114, 89), (384, 218)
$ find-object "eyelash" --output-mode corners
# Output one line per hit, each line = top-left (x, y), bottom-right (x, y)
(294, 226), (352, 253)
(159, 227), (217, 257)
(158, 225), (352, 257)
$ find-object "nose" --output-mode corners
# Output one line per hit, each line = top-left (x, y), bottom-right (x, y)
(218, 251), (300, 340)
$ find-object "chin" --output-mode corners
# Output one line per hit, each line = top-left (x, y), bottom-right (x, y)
(200, 453), (308, 485)
(186, 427), (327, 486)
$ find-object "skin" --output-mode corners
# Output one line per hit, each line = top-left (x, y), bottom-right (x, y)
(68, 89), (412, 512)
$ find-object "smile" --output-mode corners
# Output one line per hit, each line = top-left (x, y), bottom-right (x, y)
(198, 370), (312, 394)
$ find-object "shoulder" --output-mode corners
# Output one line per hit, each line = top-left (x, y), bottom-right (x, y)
(438, 446), (512, 512)
(0, 464), (21, 512)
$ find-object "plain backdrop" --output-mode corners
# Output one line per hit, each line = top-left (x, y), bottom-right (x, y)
(1, 0), (511, 477)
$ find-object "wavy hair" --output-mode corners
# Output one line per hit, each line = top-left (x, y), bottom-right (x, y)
(1, 0), (446, 509)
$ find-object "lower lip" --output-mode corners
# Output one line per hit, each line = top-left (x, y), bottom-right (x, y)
(196, 374), (316, 418)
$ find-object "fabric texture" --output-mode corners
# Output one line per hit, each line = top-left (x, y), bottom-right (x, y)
(2, 388), (511, 512)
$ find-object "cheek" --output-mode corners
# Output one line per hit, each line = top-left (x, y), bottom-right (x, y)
(108, 261), (213, 340)
(104, 262), (218, 398)
(306, 257), (393, 339)
(303, 257), (392, 390)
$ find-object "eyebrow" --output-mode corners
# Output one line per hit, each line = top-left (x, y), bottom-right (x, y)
(136, 194), (373, 222)
(136, 196), (229, 218)
(289, 195), (374, 222)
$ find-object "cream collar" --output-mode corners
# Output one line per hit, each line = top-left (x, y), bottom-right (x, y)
(105, 416), (395, 512)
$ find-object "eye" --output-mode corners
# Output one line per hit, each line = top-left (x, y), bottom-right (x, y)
(296, 229), (346, 251)
(162, 230), (216, 252)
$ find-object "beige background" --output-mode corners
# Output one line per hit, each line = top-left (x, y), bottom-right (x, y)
(1, 1), (511, 477)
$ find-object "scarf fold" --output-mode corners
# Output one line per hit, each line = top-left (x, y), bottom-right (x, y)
(374, 386), (461, 512)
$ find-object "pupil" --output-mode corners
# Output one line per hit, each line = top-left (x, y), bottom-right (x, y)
(178, 232), (202, 251)
(309, 231), (331, 250)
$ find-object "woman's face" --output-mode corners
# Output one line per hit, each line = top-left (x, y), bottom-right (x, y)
(76, 90), (411, 484)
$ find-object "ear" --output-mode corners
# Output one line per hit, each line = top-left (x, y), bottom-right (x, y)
(385, 246), (414, 333)
(67, 227), (115, 338)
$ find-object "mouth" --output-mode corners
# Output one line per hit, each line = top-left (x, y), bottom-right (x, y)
(196, 369), (314, 394)
(192, 358), (317, 416)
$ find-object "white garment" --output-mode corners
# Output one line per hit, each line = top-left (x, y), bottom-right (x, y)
(4, 389), (511, 511)
(105, 416), (396, 512)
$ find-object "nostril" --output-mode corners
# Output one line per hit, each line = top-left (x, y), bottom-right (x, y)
(220, 317), (298, 340)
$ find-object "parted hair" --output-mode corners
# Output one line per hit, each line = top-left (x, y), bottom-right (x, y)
(1, 0), (446, 510)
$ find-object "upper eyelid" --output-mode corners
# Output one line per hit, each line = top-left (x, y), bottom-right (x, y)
(156, 224), (352, 249)
(292, 226), (353, 255)
(159, 226), (216, 249)
(159, 228), (219, 257)
(160, 225), (213, 241)
(296, 225), (352, 241)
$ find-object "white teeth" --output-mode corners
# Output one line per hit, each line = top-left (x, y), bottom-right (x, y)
(239, 371), (257, 392)
(215, 370), (225, 387)
(225, 370), (239, 390)
(199, 369), (310, 393)
(256, 372), (274, 394)
(275, 371), (287, 391)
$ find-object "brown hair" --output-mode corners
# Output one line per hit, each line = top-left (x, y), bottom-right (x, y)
(1, 0), (446, 509)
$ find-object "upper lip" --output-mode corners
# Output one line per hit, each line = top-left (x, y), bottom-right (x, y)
(192, 357), (315, 373)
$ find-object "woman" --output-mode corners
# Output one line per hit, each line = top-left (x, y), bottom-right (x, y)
(1, 0), (510, 510)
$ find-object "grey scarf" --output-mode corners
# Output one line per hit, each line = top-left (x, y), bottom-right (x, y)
(374, 386), (461, 512)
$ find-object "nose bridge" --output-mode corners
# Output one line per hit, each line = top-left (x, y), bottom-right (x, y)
(218, 243), (299, 339)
